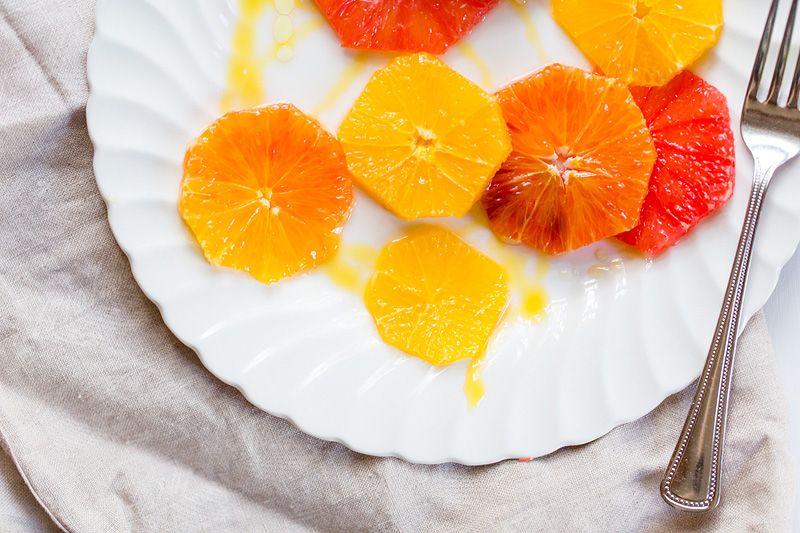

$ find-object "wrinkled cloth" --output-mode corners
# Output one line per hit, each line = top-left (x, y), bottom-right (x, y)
(0, 1), (795, 532)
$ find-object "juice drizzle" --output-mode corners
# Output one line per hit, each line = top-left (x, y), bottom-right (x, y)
(222, 0), (326, 110)
(509, 0), (549, 63)
(221, 0), (270, 111)
(313, 52), (371, 114)
(487, 238), (550, 321)
(323, 243), (380, 294)
(262, 18), (327, 64)
(464, 358), (487, 409)
(457, 43), (494, 88)
(460, 208), (550, 322)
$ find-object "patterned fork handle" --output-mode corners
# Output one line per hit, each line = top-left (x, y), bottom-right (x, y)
(660, 168), (773, 512)
(662, 0), (800, 511)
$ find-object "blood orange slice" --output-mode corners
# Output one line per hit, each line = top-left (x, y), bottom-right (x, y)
(482, 64), (656, 254)
(616, 71), (735, 255)
(313, 0), (501, 54)
(179, 104), (354, 284)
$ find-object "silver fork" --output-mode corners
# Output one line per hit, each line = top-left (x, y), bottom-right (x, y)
(660, 0), (800, 512)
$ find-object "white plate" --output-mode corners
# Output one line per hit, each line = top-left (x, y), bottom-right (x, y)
(86, 0), (800, 464)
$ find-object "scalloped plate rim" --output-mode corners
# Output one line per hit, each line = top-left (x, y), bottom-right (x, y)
(84, 0), (800, 465)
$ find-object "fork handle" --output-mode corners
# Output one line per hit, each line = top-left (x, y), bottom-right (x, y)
(660, 164), (775, 512)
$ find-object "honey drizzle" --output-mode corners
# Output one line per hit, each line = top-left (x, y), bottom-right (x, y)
(222, 1), (328, 110)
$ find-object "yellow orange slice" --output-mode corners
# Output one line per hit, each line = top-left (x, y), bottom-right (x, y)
(365, 226), (510, 365)
(552, 0), (723, 86)
(338, 53), (511, 220)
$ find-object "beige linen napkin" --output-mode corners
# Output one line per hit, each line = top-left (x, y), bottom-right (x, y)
(0, 1), (795, 531)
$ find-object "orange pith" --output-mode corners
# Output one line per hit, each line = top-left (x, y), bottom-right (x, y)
(482, 64), (656, 254)
(365, 226), (510, 366)
(179, 104), (354, 284)
(552, 0), (724, 86)
(338, 53), (512, 221)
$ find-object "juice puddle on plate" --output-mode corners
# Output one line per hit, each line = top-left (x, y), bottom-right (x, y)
(464, 358), (487, 409)
(323, 242), (380, 293)
(459, 207), (550, 322)
(221, 0), (270, 110)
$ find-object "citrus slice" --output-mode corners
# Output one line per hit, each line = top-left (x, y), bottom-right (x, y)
(552, 0), (723, 86)
(616, 71), (735, 255)
(365, 226), (510, 366)
(313, 0), (501, 54)
(338, 53), (511, 221)
(481, 64), (656, 254)
(179, 104), (354, 284)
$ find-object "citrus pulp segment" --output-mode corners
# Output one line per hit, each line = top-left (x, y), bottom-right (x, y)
(179, 104), (355, 284)
(552, 0), (724, 86)
(364, 226), (510, 366)
(616, 71), (735, 255)
(338, 53), (511, 221)
(482, 64), (656, 255)
(312, 0), (501, 54)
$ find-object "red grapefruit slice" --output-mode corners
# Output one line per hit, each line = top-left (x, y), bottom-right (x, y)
(616, 71), (736, 255)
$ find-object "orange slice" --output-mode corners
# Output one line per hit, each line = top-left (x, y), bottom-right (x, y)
(365, 226), (510, 366)
(338, 53), (511, 221)
(552, 0), (723, 86)
(481, 64), (656, 254)
(179, 104), (354, 284)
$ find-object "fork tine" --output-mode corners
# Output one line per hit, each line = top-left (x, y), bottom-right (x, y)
(768, 0), (800, 103)
(789, 25), (800, 105)
(789, 46), (800, 107)
(748, 0), (781, 100)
